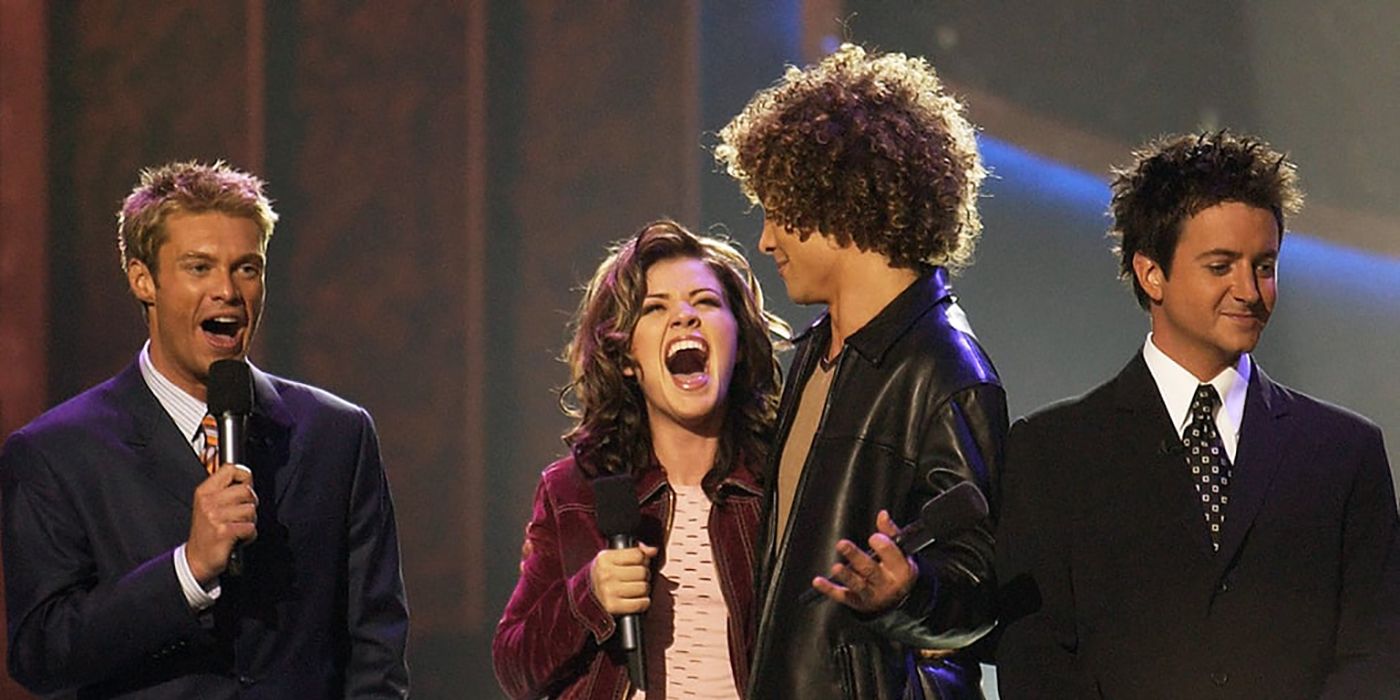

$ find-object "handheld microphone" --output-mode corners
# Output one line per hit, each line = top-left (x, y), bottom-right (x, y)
(208, 359), (253, 577)
(800, 481), (990, 605)
(592, 474), (646, 691)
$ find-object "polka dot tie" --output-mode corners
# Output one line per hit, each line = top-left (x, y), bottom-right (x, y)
(1184, 384), (1231, 550)
(201, 415), (219, 474)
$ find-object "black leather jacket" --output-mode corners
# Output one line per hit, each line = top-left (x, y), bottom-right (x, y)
(748, 267), (1007, 700)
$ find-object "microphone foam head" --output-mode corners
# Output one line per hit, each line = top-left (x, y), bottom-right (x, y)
(593, 474), (640, 537)
(207, 360), (253, 415)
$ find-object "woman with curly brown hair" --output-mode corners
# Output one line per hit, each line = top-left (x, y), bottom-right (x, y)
(493, 220), (788, 699)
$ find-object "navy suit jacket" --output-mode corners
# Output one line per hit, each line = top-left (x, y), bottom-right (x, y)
(1, 359), (410, 698)
(994, 353), (1400, 698)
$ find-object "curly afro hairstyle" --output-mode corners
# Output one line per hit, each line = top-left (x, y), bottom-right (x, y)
(1110, 130), (1303, 309)
(715, 43), (985, 272)
(561, 220), (790, 499)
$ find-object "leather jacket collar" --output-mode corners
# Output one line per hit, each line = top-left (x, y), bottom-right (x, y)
(793, 266), (955, 367)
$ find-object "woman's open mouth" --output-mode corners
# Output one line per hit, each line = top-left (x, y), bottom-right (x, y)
(665, 336), (711, 390)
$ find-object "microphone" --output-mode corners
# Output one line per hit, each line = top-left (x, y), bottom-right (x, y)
(207, 359), (253, 577)
(1159, 438), (1185, 456)
(592, 474), (646, 691)
(800, 481), (990, 605)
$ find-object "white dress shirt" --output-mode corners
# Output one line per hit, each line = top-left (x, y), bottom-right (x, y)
(1141, 334), (1251, 462)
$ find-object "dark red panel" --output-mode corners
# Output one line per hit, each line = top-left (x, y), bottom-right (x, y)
(497, 0), (703, 517)
(48, 1), (258, 401)
(1, 3), (49, 694)
(270, 0), (475, 632)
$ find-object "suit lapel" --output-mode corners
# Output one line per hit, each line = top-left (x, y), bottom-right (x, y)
(247, 366), (299, 507)
(1213, 365), (1289, 568)
(1113, 353), (1219, 559)
(112, 361), (208, 508)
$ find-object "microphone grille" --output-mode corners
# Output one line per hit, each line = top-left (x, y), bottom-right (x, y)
(207, 360), (253, 415)
(593, 474), (640, 537)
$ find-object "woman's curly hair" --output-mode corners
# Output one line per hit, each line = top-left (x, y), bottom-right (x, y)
(715, 43), (985, 271)
(561, 220), (790, 499)
(1110, 130), (1303, 309)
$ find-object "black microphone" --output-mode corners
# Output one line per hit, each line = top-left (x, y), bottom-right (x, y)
(592, 474), (646, 691)
(207, 359), (253, 577)
(1159, 438), (1185, 456)
(800, 481), (990, 605)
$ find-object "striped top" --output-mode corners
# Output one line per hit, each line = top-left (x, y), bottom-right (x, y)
(635, 483), (737, 699)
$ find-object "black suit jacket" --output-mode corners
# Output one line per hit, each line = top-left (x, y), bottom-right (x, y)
(1, 359), (410, 698)
(994, 353), (1399, 699)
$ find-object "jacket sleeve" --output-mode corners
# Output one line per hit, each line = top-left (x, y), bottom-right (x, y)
(342, 410), (411, 698)
(868, 382), (1006, 648)
(991, 416), (1098, 696)
(1319, 424), (1400, 698)
(492, 475), (616, 699)
(0, 430), (206, 695)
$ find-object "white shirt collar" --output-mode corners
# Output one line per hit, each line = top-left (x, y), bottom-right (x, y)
(137, 341), (212, 454)
(1142, 334), (1251, 443)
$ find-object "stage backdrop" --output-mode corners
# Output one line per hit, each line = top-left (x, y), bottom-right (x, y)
(2, 2), (1396, 698)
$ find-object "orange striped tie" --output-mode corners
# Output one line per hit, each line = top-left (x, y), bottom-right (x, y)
(201, 415), (219, 474)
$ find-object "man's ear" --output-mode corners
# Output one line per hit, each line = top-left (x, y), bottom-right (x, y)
(1132, 252), (1166, 304)
(128, 260), (156, 305)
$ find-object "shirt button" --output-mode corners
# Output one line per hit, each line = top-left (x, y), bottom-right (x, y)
(1218, 579), (1231, 593)
(1210, 671), (1228, 686)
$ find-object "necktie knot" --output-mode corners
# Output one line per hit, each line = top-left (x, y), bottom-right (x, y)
(1190, 384), (1219, 421)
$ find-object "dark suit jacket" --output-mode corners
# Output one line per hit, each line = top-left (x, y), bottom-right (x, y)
(1, 359), (409, 698)
(994, 353), (1399, 699)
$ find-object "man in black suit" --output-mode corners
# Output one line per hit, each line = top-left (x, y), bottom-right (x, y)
(1, 161), (410, 698)
(994, 131), (1399, 698)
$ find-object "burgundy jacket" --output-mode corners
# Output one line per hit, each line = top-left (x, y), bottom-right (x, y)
(493, 454), (762, 699)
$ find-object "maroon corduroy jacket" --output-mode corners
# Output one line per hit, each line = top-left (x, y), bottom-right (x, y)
(493, 453), (762, 699)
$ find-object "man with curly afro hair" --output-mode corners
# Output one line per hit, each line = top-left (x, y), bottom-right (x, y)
(994, 130), (1400, 697)
(717, 44), (1008, 699)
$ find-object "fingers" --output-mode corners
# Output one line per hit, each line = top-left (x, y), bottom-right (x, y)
(590, 543), (656, 615)
(226, 463), (254, 484)
(197, 467), (258, 519)
(597, 546), (652, 571)
(817, 527), (917, 613)
(867, 531), (904, 565)
(187, 467), (260, 582)
(838, 538), (880, 577)
(811, 574), (852, 605)
(875, 509), (900, 538)
(809, 551), (864, 607)
(606, 594), (651, 615)
(197, 465), (258, 506)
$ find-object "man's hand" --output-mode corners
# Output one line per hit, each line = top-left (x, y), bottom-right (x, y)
(589, 543), (658, 616)
(811, 510), (918, 613)
(186, 464), (258, 585)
